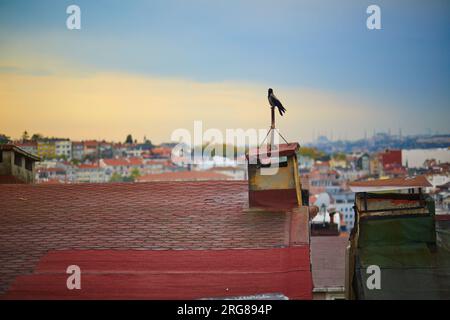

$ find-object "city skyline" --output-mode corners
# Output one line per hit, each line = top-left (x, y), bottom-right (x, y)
(1, 0), (449, 143)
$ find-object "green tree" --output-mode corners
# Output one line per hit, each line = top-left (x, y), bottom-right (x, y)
(130, 168), (140, 181)
(110, 172), (123, 182)
(332, 152), (347, 161)
(31, 133), (44, 141)
(125, 134), (133, 144)
(0, 134), (10, 144)
(299, 147), (327, 160)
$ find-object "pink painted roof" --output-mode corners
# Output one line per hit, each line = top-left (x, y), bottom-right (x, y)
(102, 159), (130, 166)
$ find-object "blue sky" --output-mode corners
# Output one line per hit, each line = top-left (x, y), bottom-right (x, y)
(0, 0), (449, 142)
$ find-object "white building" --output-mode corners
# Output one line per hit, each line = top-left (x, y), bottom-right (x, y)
(426, 174), (450, 193)
(71, 142), (84, 160)
(76, 164), (107, 183)
(55, 140), (72, 159)
(331, 192), (355, 232)
(403, 148), (450, 168)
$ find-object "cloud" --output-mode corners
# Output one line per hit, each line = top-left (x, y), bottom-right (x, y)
(0, 67), (408, 144)
(0, 65), (53, 76)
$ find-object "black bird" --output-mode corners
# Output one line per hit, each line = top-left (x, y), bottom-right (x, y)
(268, 88), (286, 116)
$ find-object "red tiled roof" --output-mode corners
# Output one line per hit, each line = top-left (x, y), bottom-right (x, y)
(83, 140), (98, 147)
(151, 147), (172, 155)
(127, 157), (143, 166)
(102, 159), (129, 167)
(0, 181), (311, 299)
(310, 236), (348, 291)
(136, 171), (232, 182)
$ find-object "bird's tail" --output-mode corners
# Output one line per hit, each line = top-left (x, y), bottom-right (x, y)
(278, 105), (286, 116)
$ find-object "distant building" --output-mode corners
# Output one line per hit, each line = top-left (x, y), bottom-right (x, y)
(333, 192), (355, 231)
(0, 144), (40, 184)
(71, 142), (84, 160)
(101, 158), (133, 178)
(99, 142), (113, 159)
(76, 164), (106, 183)
(37, 167), (67, 183)
(306, 162), (340, 195)
(356, 153), (370, 171)
(37, 140), (56, 158)
(379, 149), (402, 168)
(125, 144), (143, 157)
(54, 139), (71, 159)
(329, 158), (347, 169)
(83, 140), (99, 158)
(403, 148), (450, 168)
(369, 154), (382, 176)
(298, 155), (314, 170)
(14, 141), (38, 156)
(149, 147), (172, 159)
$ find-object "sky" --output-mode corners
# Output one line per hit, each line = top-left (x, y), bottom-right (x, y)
(0, 0), (449, 144)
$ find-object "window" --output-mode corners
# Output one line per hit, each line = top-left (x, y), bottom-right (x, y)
(25, 158), (33, 171)
(14, 152), (22, 167)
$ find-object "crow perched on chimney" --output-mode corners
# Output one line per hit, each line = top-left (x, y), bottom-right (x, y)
(268, 88), (286, 116)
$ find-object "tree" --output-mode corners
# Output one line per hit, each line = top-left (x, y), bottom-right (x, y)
(22, 131), (29, 141)
(130, 168), (140, 181)
(125, 134), (133, 144)
(0, 134), (10, 145)
(299, 147), (327, 160)
(31, 133), (44, 141)
(109, 172), (122, 182)
(332, 152), (347, 161)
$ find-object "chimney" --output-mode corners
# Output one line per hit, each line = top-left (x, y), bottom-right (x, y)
(246, 142), (305, 208)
